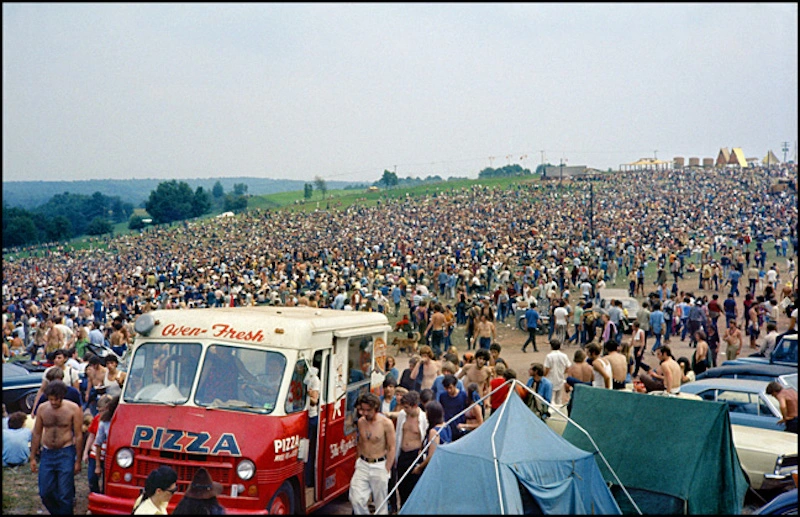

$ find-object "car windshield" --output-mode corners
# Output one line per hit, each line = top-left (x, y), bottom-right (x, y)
(124, 343), (289, 413)
(124, 342), (202, 405)
(195, 345), (287, 414)
(780, 373), (798, 391)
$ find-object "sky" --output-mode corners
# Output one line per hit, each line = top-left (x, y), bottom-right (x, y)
(3, 3), (798, 183)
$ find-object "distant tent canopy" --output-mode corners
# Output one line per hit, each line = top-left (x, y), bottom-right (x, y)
(716, 147), (731, 167)
(400, 389), (621, 515)
(728, 147), (748, 167)
(620, 158), (671, 172)
(763, 150), (780, 166)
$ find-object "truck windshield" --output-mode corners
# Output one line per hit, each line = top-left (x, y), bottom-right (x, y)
(124, 342), (202, 405)
(195, 345), (287, 413)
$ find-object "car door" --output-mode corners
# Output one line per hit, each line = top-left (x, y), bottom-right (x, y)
(715, 389), (782, 431)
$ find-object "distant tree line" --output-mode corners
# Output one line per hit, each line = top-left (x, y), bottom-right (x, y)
(3, 179), (253, 249)
(2, 191), (133, 248)
(478, 164), (532, 178)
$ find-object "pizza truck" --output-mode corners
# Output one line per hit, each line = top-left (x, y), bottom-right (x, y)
(88, 306), (390, 515)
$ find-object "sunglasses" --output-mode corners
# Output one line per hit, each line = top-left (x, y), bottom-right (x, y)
(164, 486), (178, 493)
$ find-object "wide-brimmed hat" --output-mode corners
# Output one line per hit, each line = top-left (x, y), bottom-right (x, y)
(184, 468), (223, 499)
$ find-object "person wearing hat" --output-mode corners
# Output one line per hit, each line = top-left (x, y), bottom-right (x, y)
(172, 467), (226, 515)
(132, 465), (178, 515)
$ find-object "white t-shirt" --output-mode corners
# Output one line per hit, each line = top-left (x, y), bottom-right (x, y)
(544, 350), (571, 391)
(792, 308), (798, 332)
(305, 375), (321, 419)
(554, 307), (569, 326)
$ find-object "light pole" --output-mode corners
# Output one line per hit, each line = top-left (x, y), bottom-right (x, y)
(589, 182), (594, 240)
(560, 158), (564, 184)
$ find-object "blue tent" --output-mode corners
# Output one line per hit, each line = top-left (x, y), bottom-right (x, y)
(399, 388), (621, 514)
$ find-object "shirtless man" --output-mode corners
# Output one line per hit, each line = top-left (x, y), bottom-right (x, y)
(474, 314), (496, 350)
(642, 346), (683, 394)
(692, 330), (709, 375)
(409, 345), (440, 392)
(604, 341), (629, 390)
(456, 348), (492, 400)
(30, 380), (84, 515)
(393, 391), (427, 507)
(349, 392), (396, 515)
(564, 349), (594, 394)
(722, 319), (743, 361)
(766, 382), (798, 434)
(424, 304), (448, 358)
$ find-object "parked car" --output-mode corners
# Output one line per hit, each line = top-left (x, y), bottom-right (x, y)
(732, 424), (798, 491)
(724, 334), (798, 368)
(696, 364), (796, 383)
(679, 378), (785, 431)
(2, 361), (45, 413)
(779, 373), (797, 391)
(597, 288), (640, 330)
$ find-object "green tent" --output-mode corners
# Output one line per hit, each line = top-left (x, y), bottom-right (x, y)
(562, 385), (748, 515)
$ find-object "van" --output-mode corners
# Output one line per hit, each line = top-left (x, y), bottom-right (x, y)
(88, 307), (390, 514)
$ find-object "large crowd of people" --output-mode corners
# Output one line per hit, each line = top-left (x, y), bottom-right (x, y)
(3, 164), (798, 514)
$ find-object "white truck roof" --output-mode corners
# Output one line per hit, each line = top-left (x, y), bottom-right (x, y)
(136, 307), (390, 349)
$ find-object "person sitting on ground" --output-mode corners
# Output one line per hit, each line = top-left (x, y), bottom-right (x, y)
(3, 411), (32, 467)
(676, 357), (695, 384)
(639, 346), (682, 394)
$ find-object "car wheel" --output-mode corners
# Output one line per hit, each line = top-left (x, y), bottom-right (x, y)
(21, 390), (38, 413)
(267, 482), (295, 515)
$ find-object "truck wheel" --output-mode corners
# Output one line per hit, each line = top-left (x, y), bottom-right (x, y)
(518, 318), (527, 331)
(268, 482), (295, 515)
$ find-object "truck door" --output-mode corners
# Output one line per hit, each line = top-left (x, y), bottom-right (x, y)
(320, 334), (372, 501)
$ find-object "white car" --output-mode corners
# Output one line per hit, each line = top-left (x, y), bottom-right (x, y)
(597, 288), (640, 324)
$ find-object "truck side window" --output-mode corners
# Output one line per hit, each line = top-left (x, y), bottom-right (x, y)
(344, 336), (374, 435)
(285, 361), (308, 414)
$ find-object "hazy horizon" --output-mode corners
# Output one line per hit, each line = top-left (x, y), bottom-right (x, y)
(3, 3), (797, 184)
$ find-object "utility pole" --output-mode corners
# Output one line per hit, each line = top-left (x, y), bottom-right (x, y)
(589, 182), (594, 240)
(560, 158), (564, 184)
(782, 141), (790, 163)
(489, 156), (495, 168)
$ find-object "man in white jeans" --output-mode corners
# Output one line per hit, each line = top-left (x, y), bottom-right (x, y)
(349, 393), (396, 514)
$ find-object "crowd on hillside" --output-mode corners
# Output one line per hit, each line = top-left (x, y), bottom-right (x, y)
(3, 164), (799, 515)
(3, 165), (797, 344)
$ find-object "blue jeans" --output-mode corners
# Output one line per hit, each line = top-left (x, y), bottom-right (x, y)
(88, 457), (100, 493)
(479, 337), (492, 349)
(680, 319), (689, 340)
(39, 445), (77, 515)
(650, 332), (663, 352)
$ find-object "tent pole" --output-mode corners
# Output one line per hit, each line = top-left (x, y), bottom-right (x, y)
(490, 390), (511, 514)
(514, 380), (643, 515)
(376, 379), (519, 514)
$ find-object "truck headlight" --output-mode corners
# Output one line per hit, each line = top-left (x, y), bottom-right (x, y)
(116, 448), (134, 469)
(236, 459), (255, 480)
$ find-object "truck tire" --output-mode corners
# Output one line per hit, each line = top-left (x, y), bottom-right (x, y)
(268, 482), (296, 515)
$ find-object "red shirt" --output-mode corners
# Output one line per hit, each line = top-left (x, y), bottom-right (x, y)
(490, 378), (508, 409)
